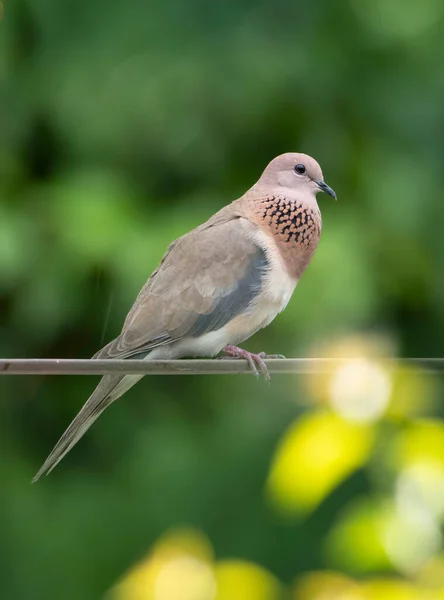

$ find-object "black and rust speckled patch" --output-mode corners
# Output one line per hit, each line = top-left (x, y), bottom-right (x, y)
(258, 196), (321, 247)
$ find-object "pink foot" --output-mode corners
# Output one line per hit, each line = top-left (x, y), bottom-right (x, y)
(222, 345), (284, 381)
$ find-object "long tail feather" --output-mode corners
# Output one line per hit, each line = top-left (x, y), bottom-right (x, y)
(33, 373), (143, 482)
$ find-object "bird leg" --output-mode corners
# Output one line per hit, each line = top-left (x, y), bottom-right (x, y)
(221, 345), (284, 380)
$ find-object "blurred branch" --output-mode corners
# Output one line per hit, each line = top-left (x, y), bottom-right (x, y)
(0, 358), (443, 375)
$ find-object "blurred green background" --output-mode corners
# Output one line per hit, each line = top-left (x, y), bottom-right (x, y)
(2, 0), (444, 598)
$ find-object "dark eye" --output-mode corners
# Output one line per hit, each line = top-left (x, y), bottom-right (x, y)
(294, 164), (306, 174)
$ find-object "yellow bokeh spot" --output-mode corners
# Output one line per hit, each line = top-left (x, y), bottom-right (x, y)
(396, 462), (444, 522)
(151, 528), (214, 563)
(267, 411), (374, 513)
(293, 572), (444, 600)
(155, 556), (215, 600)
(416, 554), (444, 589)
(109, 527), (215, 600)
(293, 571), (362, 600)
(391, 420), (444, 470)
(360, 579), (424, 600)
(214, 560), (281, 600)
(306, 335), (437, 422)
(325, 498), (392, 574)
(381, 505), (441, 575)
(305, 334), (398, 422)
(386, 366), (437, 419)
(329, 358), (391, 423)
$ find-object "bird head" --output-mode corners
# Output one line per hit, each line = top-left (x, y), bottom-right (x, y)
(257, 152), (336, 201)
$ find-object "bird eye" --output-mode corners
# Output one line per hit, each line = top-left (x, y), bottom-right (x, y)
(294, 164), (306, 174)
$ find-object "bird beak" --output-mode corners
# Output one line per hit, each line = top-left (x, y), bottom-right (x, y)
(316, 180), (337, 200)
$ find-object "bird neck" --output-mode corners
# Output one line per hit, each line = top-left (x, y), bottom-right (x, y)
(246, 193), (322, 279)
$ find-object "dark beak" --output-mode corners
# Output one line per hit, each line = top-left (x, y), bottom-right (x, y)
(316, 180), (337, 200)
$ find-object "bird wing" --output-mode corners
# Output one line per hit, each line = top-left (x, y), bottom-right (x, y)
(32, 213), (270, 482)
(95, 214), (269, 359)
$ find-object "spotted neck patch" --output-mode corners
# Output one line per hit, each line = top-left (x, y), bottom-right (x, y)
(257, 195), (321, 247)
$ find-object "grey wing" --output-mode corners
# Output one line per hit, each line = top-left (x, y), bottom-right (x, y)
(95, 217), (269, 359)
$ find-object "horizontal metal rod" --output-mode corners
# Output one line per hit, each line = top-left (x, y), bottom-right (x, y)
(0, 358), (443, 375)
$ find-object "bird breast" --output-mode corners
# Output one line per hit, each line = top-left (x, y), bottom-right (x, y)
(221, 223), (299, 346)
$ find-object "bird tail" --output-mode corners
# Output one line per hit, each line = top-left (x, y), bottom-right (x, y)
(32, 373), (143, 482)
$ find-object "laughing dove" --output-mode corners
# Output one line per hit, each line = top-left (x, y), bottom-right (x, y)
(33, 152), (336, 481)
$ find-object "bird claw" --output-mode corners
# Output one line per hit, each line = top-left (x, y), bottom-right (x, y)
(221, 345), (279, 381)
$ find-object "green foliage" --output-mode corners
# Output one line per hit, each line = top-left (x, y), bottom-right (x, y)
(1, 0), (444, 598)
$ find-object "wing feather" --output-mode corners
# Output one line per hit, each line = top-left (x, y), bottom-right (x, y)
(95, 217), (268, 359)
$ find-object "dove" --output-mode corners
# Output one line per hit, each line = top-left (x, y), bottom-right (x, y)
(33, 152), (336, 481)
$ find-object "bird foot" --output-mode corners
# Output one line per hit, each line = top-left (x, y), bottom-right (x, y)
(221, 345), (285, 381)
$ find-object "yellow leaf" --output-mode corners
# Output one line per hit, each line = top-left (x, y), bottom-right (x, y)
(267, 411), (374, 513)
(214, 560), (281, 600)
